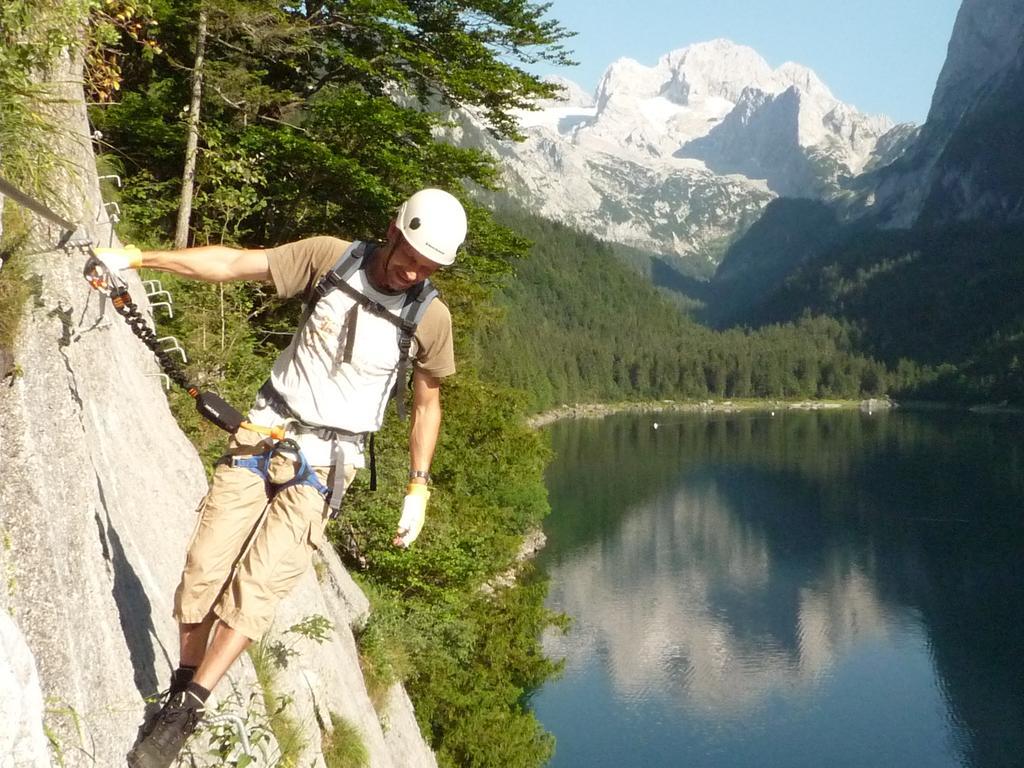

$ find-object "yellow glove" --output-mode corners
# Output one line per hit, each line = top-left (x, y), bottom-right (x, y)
(94, 245), (143, 272)
(393, 483), (429, 548)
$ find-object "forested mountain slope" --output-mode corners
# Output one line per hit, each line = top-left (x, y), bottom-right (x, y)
(722, 220), (1024, 402)
(476, 211), (915, 411)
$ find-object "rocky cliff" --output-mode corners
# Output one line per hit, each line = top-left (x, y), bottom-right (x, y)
(851, 0), (1024, 227)
(0, 51), (436, 768)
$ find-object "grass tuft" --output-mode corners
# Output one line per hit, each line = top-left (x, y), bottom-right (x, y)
(0, 209), (32, 375)
(247, 641), (306, 767)
(321, 713), (368, 768)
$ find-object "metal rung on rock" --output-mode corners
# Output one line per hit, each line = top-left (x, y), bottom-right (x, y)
(145, 283), (174, 318)
(148, 300), (173, 318)
(205, 714), (255, 758)
(97, 201), (121, 224)
(157, 336), (188, 363)
(146, 373), (171, 391)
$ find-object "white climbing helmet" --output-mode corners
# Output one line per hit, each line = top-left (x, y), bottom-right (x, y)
(394, 188), (467, 266)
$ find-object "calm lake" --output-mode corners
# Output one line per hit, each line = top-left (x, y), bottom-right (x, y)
(530, 409), (1024, 768)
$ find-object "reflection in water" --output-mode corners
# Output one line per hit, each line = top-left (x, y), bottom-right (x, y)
(542, 480), (900, 717)
(533, 411), (1024, 768)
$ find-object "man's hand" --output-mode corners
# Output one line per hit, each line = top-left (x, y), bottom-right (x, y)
(393, 483), (429, 548)
(94, 245), (143, 272)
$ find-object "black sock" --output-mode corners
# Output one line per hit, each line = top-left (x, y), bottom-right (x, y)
(169, 665), (197, 695)
(184, 681), (211, 706)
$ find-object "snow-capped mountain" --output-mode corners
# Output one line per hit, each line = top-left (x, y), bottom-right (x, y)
(464, 39), (907, 269)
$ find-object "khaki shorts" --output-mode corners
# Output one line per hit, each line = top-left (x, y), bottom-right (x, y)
(172, 428), (356, 640)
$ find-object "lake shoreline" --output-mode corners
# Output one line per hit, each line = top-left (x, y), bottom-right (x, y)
(526, 397), (1024, 429)
(520, 396), (1022, 570)
(526, 397), (892, 429)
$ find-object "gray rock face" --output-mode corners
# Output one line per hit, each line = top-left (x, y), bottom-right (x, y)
(928, 0), (1024, 128)
(263, 550), (438, 768)
(851, 0), (1024, 228)
(680, 87), (810, 196)
(860, 123), (920, 175)
(680, 82), (895, 198)
(0, 47), (435, 768)
(0, 180), (208, 768)
(0, 614), (49, 767)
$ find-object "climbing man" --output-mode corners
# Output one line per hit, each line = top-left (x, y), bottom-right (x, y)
(99, 189), (466, 768)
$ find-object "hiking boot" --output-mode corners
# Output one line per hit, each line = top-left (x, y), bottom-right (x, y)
(139, 668), (195, 738)
(127, 691), (204, 768)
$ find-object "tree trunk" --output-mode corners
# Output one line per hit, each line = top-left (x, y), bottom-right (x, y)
(174, 6), (208, 249)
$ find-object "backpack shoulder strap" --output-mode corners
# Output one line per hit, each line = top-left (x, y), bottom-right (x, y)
(298, 240), (440, 421)
(311, 241), (371, 304)
(393, 280), (439, 420)
(297, 240), (372, 329)
(399, 279), (439, 330)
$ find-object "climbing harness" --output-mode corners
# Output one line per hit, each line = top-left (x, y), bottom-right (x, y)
(256, 379), (364, 516)
(227, 434), (371, 568)
(230, 438), (330, 497)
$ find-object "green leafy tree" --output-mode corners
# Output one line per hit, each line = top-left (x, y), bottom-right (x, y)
(92, 0), (574, 247)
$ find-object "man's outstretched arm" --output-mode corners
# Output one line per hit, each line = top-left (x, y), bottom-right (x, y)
(137, 245), (272, 283)
(96, 244), (271, 283)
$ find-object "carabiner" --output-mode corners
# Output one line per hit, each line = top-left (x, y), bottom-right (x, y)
(82, 253), (128, 296)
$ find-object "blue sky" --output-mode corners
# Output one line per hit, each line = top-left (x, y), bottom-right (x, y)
(531, 0), (963, 124)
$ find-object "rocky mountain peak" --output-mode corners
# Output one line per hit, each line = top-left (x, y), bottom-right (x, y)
(467, 39), (900, 269)
(657, 39), (780, 103)
(595, 57), (664, 110)
(542, 75), (595, 108)
(776, 61), (834, 101)
(847, 0), (1024, 229)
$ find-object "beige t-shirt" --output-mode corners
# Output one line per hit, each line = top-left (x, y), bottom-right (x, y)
(265, 236), (455, 379)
